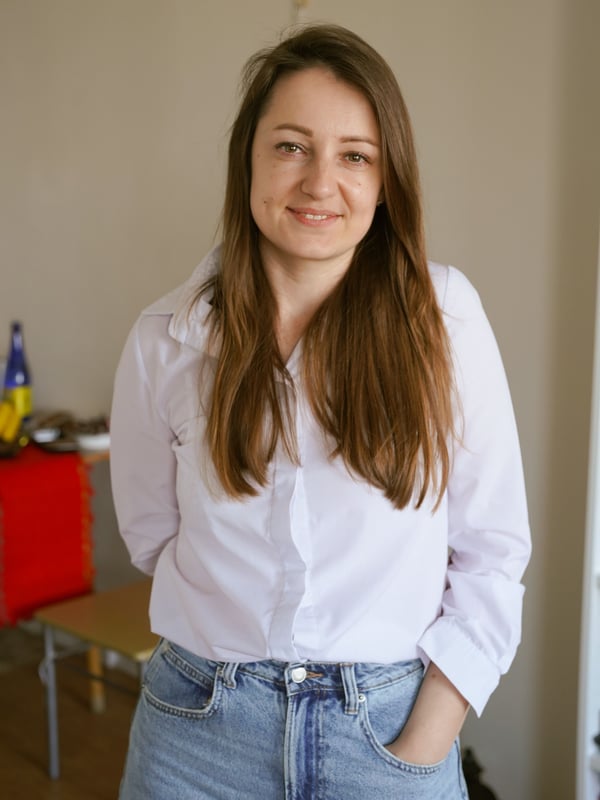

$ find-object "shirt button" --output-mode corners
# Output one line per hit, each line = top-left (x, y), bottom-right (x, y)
(291, 667), (307, 683)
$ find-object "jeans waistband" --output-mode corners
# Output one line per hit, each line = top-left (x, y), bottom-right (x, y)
(163, 642), (423, 715)
(232, 658), (423, 692)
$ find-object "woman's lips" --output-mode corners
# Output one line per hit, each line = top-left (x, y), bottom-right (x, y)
(288, 207), (340, 225)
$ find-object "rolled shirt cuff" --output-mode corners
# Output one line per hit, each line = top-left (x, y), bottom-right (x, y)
(417, 616), (502, 717)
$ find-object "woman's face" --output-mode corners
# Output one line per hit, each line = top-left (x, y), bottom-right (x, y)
(250, 67), (383, 276)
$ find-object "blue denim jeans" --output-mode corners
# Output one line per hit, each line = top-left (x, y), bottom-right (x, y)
(120, 640), (468, 799)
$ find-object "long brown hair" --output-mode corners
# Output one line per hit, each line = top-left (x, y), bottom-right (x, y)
(198, 24), (455, 509)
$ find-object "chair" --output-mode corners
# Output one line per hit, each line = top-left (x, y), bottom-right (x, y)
(34, 579), (158, 779)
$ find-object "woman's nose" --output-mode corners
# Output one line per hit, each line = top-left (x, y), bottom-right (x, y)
(300, 156), (335, 199)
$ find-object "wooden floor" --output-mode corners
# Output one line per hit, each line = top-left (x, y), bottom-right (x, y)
(0, 628), (137, 800)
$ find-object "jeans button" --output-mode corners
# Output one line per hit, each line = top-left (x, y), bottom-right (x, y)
(291, 667), (307, 683)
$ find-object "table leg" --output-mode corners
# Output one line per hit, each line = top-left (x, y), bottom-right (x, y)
(87, 645), (106, 713)
(42, 625), (60, 779)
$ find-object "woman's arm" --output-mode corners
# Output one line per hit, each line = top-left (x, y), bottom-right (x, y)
(386, 662), (469, 764)
(110, 316), (180, 574)
(415, 266), (531, 717)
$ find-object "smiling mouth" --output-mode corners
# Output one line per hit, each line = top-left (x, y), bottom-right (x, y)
(289, 208), (340, 224)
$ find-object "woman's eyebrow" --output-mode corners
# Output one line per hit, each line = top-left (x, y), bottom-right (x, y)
(273, 123), (313, 136)
(272, 123), (379, 148)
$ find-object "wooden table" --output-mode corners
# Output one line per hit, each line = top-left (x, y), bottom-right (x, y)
(34, 579), (158, 779)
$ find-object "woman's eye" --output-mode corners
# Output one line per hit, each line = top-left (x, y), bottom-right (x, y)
(276, 142), (304, 155)
(345, 152), (369, 164)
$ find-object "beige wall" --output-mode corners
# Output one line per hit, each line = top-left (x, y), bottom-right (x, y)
(2, 2), (599, 798)
(0, 0), (290, 413)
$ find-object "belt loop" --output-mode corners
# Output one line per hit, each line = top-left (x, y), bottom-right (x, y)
(340, 663), (359, 715)
(220, 662), (239, 689)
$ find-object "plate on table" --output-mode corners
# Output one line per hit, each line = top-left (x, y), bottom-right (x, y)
(75, 432), (110, 452)
(31, 428), (61, 445)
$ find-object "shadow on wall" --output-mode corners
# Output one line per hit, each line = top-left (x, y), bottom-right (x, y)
(462, 748), (500, 799)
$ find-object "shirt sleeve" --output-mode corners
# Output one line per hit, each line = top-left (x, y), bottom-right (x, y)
(109, 316), (180, 575)
(417, 266), (531, 716)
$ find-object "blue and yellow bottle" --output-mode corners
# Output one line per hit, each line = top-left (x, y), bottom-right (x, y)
(3, 321), (32, 421)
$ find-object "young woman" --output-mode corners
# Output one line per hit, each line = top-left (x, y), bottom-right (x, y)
(110, 24), (531, 799)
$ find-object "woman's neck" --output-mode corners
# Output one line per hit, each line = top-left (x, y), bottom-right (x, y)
(260, 245), (352, 362)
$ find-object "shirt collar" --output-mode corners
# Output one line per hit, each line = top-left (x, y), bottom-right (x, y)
(141, 245), (221, 354)
(140, 243), (301, 378)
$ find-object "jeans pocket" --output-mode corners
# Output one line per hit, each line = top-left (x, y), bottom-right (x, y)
(357, 668), (446, 777)
(142, 641), (223, 719)
(359, 705), (445, 776)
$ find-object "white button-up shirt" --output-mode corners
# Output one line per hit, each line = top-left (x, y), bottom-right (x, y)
(110, 247), (531, 716)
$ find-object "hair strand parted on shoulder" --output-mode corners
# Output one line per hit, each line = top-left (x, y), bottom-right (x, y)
(196, 24), (455, 510)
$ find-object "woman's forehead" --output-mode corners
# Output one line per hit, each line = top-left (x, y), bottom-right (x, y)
(257, 67), (380, 141)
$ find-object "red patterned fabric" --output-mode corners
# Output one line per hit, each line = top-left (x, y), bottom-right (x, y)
(0, 444), (95, 625)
